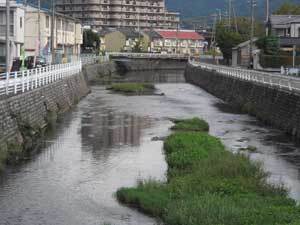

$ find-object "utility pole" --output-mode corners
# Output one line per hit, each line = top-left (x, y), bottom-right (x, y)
(232, 3), (238, 33)
(266, 0), (270, 36)
(5, 0), (10, 72)
(38, 0), (41, 55)
(216, 9), (222, 22)
(228, 0), (232, 28)
(249, 0), (255, 68)
(211, 13), (217, 64)
(51, 0), (55, 64)
(176, 23), (179, 54)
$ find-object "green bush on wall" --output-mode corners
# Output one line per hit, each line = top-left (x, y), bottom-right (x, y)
(260, 54), (300, 68)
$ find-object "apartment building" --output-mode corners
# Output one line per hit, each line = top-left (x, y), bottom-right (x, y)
(25, 5), (83, 63)
(55, 0), (180, 30)
(154, 29), (205, 55)
(0, 0), (25, 68)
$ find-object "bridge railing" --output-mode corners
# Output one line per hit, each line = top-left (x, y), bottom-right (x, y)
(190, 61), (300, 93)
(0, 61), (82, 97)
(80, 54), (109, 65)
(108, 52), (188, 59)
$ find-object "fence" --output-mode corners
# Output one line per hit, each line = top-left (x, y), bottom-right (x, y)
(189, 61), (300, 93)
(0, 54), (111, 97)
(0, 61), (82, 97)
(108, 52), (188, 60)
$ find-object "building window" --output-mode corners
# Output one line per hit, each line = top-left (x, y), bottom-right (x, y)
(20, 17), (23, 29)
(46, 16), (50, 28)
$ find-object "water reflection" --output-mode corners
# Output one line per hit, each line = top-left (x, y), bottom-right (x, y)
(81, 110), (152, 156)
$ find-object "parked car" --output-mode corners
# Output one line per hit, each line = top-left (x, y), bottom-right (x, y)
(11, 57), (22, 72)
(0, 64), (5, 74)
(25, 56), (47, 69)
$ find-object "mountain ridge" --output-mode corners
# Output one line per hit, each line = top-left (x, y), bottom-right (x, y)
(165, 0), (300, 18)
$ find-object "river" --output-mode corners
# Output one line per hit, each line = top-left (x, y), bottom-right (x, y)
(0, 70), (300, 225)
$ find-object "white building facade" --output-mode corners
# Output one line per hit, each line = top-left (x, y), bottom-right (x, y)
(25, 5), (83, 63)
(0, 0), (25, 68)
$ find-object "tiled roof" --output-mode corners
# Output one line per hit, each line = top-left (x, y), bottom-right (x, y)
(270, 15), (300, 28)
(156, 30), (204, 40)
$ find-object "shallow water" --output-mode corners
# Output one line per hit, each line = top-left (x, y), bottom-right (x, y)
(1, 71), (300, 225)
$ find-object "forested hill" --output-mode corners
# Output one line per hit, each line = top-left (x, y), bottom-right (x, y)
(165, 0), (300, 18)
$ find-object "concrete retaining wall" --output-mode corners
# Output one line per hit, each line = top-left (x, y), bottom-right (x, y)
(114, 58), (187, 73)
(185, 64), (300, 138)
(0, 72), (90, 166)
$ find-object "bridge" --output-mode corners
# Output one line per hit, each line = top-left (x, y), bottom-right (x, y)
(108, 52), (189, 60)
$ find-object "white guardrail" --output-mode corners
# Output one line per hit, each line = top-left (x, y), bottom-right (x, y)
(190, 61), (300, 93)
(0, 62), (82, 97)
(0, 54), (109, 97)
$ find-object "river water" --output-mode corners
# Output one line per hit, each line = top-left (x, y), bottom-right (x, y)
(1, 70), (300, 225)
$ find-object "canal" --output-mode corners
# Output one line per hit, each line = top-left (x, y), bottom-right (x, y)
(0, 69), (300, 225)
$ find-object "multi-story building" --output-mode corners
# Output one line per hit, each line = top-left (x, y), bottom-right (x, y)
(0, 0), (25, 69)
(55, 0), (180, 30)
(24, 5), (83, 63)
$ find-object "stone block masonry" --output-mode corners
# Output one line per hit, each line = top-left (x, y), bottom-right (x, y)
(185, 64), (300, 139)
(0, 72), (90, 167)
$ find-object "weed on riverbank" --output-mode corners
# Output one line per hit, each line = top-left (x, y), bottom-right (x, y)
(116, 118), (300, 225)
(107, 83), (155, 95)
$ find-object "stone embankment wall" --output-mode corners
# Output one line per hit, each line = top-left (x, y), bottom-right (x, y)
(82, 61), (118, 83)
(185, 64), (300, 138)
(0, 72), (90, 165)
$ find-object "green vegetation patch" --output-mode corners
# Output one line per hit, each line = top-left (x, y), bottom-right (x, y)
(107, 83), (155, 95)
(171, 117), (209, 132)
(116, 117), (300, 225)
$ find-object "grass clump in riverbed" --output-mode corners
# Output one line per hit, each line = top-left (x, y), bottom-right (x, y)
(107, 83), (155, 95)
(116, 118), (300, 225)
(171, 117), (209, 132)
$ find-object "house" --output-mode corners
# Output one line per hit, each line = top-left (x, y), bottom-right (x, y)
(270, 15), (300, 51)
(141, 30), (163, 52)
(99, 28), (141, 52)
(155, 29), (205, 55)
(24, 5), (83, 63)
(232, 38), (258, 68)
(270, 15), (300, 38)
(0, 0), (25, 69)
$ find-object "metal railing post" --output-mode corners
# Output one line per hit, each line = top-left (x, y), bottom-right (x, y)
(22, 70), (25, 93)
(5, 72), (9, 95)
(14, 72), (17, 94)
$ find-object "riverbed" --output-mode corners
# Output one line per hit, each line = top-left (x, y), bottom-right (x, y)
(0, 70), (300, 225)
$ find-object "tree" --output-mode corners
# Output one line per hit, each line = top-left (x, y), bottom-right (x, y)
(216, 22), (243, 64)
(256, 36), (280, 55)
(82, 29), (100, 53)
(132, 39), (143, 53)
(274, 2), (300, 15)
